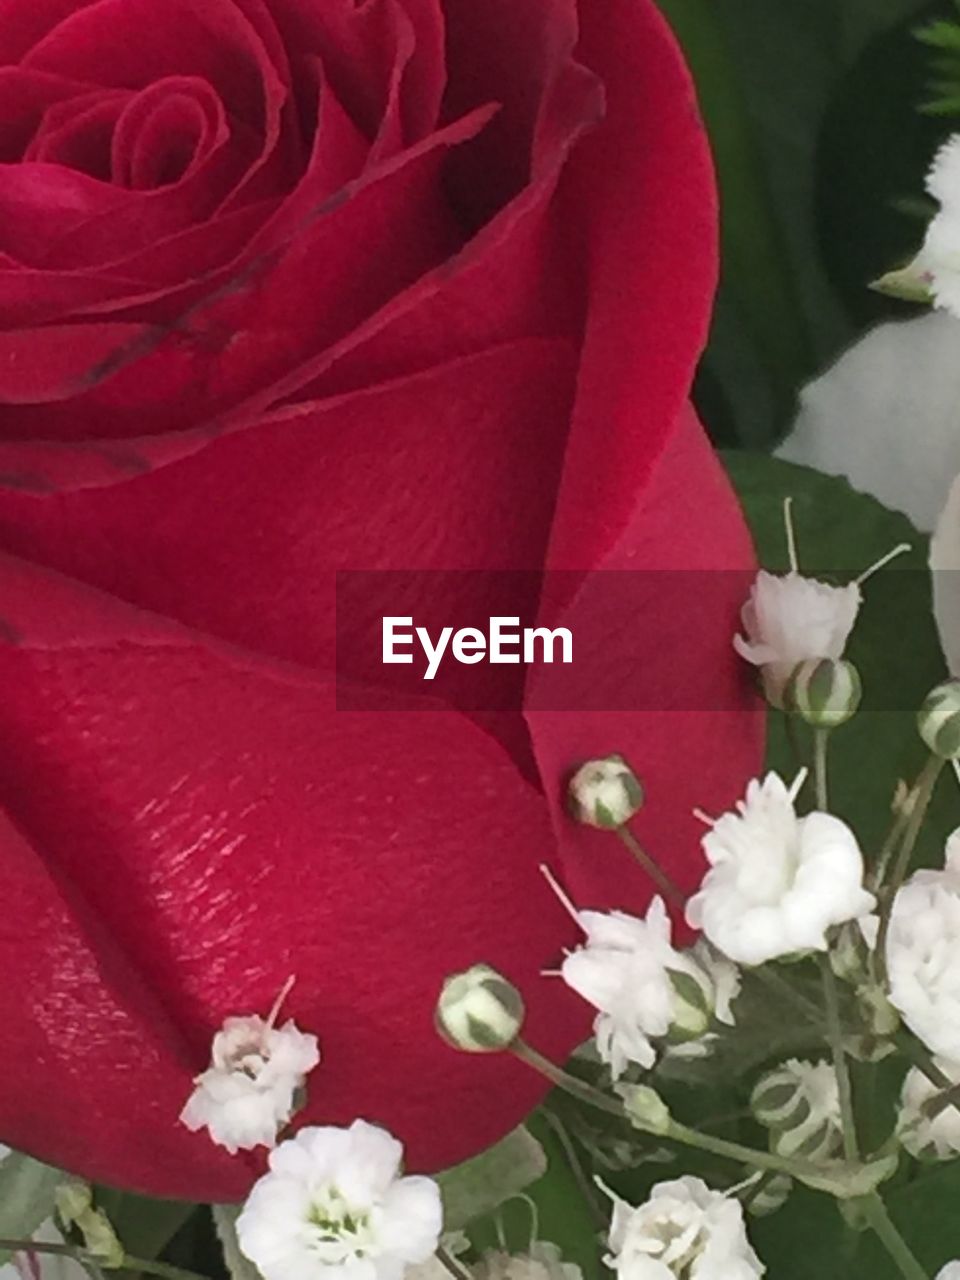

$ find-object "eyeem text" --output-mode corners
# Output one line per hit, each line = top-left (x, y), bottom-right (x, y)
(382, 616), (574, 680)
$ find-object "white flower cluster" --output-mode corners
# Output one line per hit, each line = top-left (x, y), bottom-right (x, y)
(734, 569), (861, 708)
(686, 774), (875, 966)
(883, 831), (960, 1062)
(559, 894), (738, 1078)
(180, 987), (320, 1154)
(237, 1120), (442, 1280)
(604, 1176), (764, 1280)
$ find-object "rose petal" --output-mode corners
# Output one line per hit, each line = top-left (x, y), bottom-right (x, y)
(0, 551), (583, 1198)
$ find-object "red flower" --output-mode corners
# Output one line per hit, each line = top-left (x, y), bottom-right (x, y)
(0, 0), (760, 1200)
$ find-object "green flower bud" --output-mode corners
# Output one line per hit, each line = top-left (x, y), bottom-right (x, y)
(918, 679), (960, 758)
(751, 1073), (814, 1134)
(436, 964), (525, 1053)
(55, 1183), (123, 1269)
(664, 968), (712, 1042)
(55, 1181), (93, 1226)
(786, 658), (862, 729)
(829, 922), (866, 985)
(752, 1061), (843, 1165)
(617, 1084), (672, 1136)
(566, 755), (643, 829)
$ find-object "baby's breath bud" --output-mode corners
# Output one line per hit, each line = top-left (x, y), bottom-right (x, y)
(918, 680), (960, 758)
(786, 658), (862, 728)
(55, 1181), (93, 1225)
(56, 1183), (123, 1269)
(751, 1061), (843, 1164)
(744, 1174), (793, 1218)
(436, 964), (525, 1052)
(829, 922), (866, 984)
(665, 969), (712, 1042)
(567, 755), (643, 829)
(751, 1072), (814, 1134)
(617, 1085), (672, 1136)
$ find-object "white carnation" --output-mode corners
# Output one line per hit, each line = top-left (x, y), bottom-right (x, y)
(686, 774), (875, 966)
(180, 1013), (320, 1154)
(733, 570), (861, 706)
(561, 898), (737, 1078)
(236, 1120), (442, 1280)
(886, 845), (960, 1061)
(604, 1176), (764, 1280)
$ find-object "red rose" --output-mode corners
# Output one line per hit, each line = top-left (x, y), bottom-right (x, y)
(0, 0), (760, 1200)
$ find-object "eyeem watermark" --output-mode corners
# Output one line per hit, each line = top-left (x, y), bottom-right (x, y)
(382, 615), (573, 680)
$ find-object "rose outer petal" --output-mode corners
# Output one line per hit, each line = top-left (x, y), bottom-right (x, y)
(0, 552), (585, 1199)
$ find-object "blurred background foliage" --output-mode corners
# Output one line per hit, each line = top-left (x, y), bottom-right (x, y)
(655, 0), (956, 448)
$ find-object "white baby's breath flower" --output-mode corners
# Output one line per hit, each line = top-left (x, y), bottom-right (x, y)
(898, 1057), (960, 1160)
(236, 1120), (442, 1280)
(603, 1176), (764, 1280)
(180, 987), (320, 1154)
(937, 1264), (960, 1280)
(560, 898), (737, 1078)
(734, 570), (861, 706)
(885, 839), (960, 1061)
(686, 774), (876, 966)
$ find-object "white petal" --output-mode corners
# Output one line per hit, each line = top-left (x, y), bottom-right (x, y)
(778, 312), (960, 532)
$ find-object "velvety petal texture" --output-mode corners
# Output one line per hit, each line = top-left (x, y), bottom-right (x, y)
(0, 0), (761, 1200)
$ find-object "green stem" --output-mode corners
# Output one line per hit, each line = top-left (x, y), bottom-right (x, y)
(615, 826), (687, 910)
(860, 1195), (929, 1280)
(820, 953), (859, 1162)
(512, 1041), (849, 1186)
(437, 1247), (473, 1280)
(537, 1108), (607, 1230)
(870, 806), (912, 892)
(0, 1244), (210, 1280)
(876, 755), (945, 982)
(813, 728), (830, 810)
(511, 1041), (625, 1119)
(665, 1118), (812, 1181)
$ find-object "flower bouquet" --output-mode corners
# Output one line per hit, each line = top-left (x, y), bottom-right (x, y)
(2, 0), (960, 1278)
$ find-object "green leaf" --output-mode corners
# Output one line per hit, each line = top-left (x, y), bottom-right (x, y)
(93, 1188), (196, 1266)
(658, 0), (936, 445)
(437, 1127), (547, 1232)
(0, 1151), (64, 1263)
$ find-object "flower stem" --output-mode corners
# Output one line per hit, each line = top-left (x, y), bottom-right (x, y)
(437, 1247), (473, 1280)
(813, 728), (830, 810)
(875, 755), (945, 983)
(537, 1107), (608, 1229)
(860, 1195), (929, 1280)
(820, 953), (859, 1162)
(512, 1041), (849, 1186)
(511, 1041), (625, 1118)
(0, 1243), (210, 1280)
(614, 826), (687, 910)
